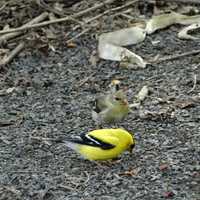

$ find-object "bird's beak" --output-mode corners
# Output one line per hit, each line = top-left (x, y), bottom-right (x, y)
(123, 99), (128, 105)
(128, 143), (135, 153)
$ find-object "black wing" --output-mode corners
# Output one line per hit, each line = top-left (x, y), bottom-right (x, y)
(92, 95), (109, 113)
(72, 132), (115, 150)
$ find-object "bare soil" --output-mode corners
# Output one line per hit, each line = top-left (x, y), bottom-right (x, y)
(0, 1), (200, 200)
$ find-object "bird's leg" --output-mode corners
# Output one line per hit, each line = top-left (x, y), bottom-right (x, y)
(92, 161), (111, 169)
(94, 121), (103, 129)
(109, 157), (122, 164)
(95, 157), (122, 167)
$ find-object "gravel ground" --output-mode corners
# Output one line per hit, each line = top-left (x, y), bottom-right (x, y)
(0, 1), (200, 200)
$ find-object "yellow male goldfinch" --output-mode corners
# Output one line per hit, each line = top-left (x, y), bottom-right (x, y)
(62, 128), (135, 161)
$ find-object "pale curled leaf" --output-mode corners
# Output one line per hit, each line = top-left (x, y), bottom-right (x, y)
(146, 12), (200, 34)
(146, 12), (180, 34)
(178, 23), (200, 40)
(99, 43), (146, 68)
(98, 27), (147, 68)
(177, 14), (200, 25)
(99, 27), (146, 46)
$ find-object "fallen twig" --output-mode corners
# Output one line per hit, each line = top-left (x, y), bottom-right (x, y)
(72, 0), (116, 18)
(163, 0), (200, 4)
(0, 120), (15, 127)
(0, 0), (117, 35)
(0, 3), (7, 12)
(67, 0), (139, 35)
(0, 42), (25, 66)
(152, 49), (200, 64)
(0, 15), (84, 35)
(76, 72), (96, 88)
(0, 12), (49, 44)
(36, 0), (65, 16)
(66, 27), (91, 43)
(6, 45), (25, 60)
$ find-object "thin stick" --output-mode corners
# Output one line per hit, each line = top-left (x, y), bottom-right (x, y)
(162, 0), (200, 4)
(36, 0), (65, 16)
(119, 13), (136, 20)
(66, 27), (91, 43)
(72, 0), (116, 18)
(76, 72), (96, 87)
(0, 15), (71, 35)
(0, 0), (117, 35)
(0, 3), (7, 12)
(66, 0), (139, 37)
(0, 42), (25, 66)
(0, 12), (49, 44)
(153, 49), (200, 64)
(75, 0), (138, 29)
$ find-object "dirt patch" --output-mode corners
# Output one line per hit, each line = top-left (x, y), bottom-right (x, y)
(0, 1), (200, 200)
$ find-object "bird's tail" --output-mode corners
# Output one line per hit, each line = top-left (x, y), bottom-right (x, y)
(62, 140), (80, 152)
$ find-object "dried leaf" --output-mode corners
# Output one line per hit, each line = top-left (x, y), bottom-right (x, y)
(98, 27), (146, 68)
(146, 12), (180, 34)
(99, 26), (146, 46)
(178, 22), (200, 40)
(99, 43), (146, 68)
(146, 12), (200, 34)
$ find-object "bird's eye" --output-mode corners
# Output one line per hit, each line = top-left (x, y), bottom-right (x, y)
(115, 97), (121, 101)
(115, 84), (120, 91)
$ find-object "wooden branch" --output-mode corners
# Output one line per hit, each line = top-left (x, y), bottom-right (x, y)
(0, 3), (7, 12)
(0, 0), (117, 35)
(66, 0), (139, 36)
(160, 0), (200, 4)
(73, 0), (116, 18)
(66, 27), (91, 43)
(36, 0), (65, 16)
(0, 42), (25, 66)
(0, 12), (49, 44)
(153, 49), (200, 64)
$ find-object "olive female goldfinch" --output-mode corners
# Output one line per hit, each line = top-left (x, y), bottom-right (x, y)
(62, 128), (135, 161)
(92, 80), (129, 124)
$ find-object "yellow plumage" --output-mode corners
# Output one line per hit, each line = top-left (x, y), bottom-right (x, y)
(64, 128), (135, 161)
